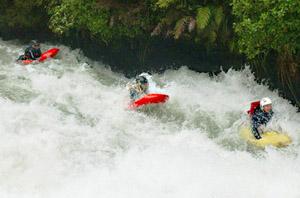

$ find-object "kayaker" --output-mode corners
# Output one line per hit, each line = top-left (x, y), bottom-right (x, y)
(127, 74), (150, 100)
(18, 40), (42, 61)
(251, 97), (274, 139)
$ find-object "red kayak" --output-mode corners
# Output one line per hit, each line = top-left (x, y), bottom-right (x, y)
(22, 48), (60, 65)
(129, 93), (169, 108)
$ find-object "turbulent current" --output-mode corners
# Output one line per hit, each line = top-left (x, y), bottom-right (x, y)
(0, 39), (300, 198)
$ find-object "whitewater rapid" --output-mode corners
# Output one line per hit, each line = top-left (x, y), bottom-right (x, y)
(0, 39), (300, 198)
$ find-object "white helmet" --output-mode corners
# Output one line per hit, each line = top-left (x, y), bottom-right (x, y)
(139, 72), (152, 79)
(260, 97), (272, 108)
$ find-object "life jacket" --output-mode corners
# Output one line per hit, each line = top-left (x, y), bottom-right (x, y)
(247, 100), (260, 116)
(25, 46), (42, 60)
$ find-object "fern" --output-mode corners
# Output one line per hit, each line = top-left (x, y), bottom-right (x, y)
(207, 30), (217, 44)
(196, 7), (211, 31)
(174, 17), (188, 39)
(214, 6), (224, 27)
(156, 0), (177, 9)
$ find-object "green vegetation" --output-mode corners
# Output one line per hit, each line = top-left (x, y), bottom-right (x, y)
(0, 0), (299, 104)
(232, 0), (300, 104)
(0, 0), (49, 30)
(0, 0), (232, 46)
(48, 0), (153, 42)
(2, 0), (298, 55)
(151, 0), (232, 48)
(2, 0), (298, 59)
(232, 0), (300, 59)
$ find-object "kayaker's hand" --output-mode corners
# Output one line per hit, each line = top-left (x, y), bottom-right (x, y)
(254, 134), (262, 140)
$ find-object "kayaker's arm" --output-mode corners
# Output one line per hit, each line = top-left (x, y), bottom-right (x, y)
(25, 48), (36, 60)
(25, 47), (42, 60)
(36, 48), (42, 58)
(30, 51), (37, 60)
(251, 114), (263, 139)
(252, 127), (262, 139)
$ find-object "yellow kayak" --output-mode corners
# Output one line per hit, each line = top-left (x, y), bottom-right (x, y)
(240, 127), (292, 148)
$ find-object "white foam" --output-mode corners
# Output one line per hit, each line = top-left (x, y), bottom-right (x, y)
(0, 39), (300, 198)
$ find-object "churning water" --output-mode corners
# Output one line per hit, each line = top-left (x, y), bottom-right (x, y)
(0, 39), (300, 198)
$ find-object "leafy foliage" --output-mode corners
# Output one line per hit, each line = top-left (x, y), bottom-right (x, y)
(151, 0), (231, 49)
(174, 17), (189, 39)
(0, 0), (298, 61)
(48, 0), (151, 42)
(0, 0), (231, 47)
(196, 7), (211, 31)
(232, 0), (300, 59)
(0, 0), (49, 30)
(156, 0), (177, 8)
(232, 0), (300, 105)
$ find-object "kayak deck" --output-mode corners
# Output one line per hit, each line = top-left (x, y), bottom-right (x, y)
(130, 93), (169, 108)
(240, 127), (292, 148)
